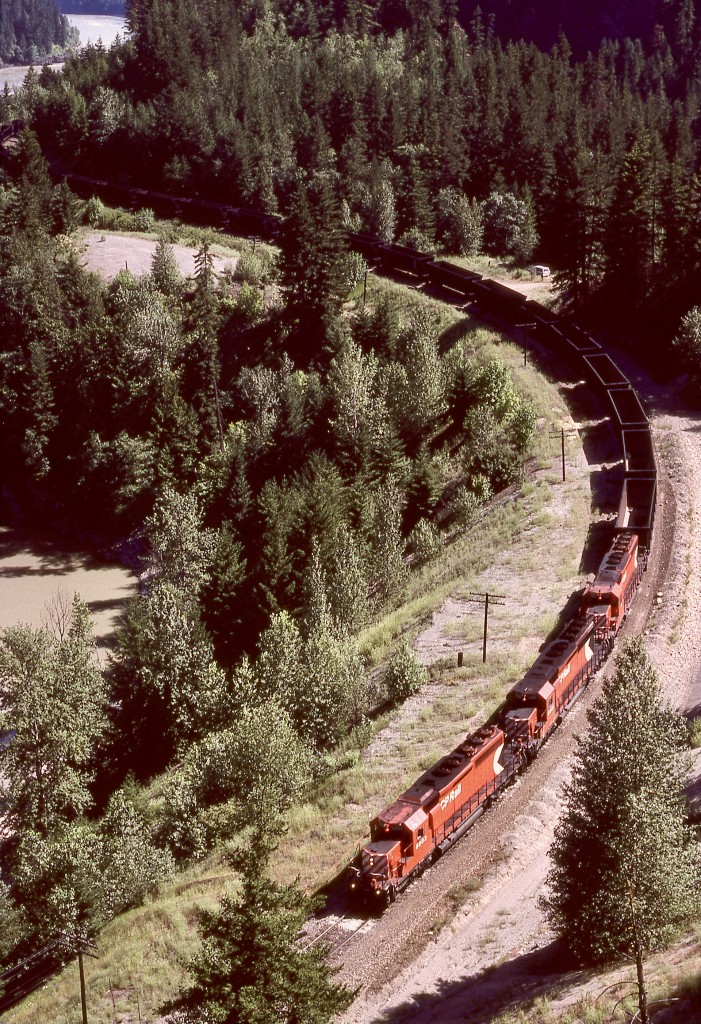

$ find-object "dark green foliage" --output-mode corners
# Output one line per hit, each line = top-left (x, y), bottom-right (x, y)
(0, 0), (75, 63)
(544, 639), (700, 967)
(279, 174), (348, 354)
(179, 834), (353, 1024)
(13, 0), (701, 342)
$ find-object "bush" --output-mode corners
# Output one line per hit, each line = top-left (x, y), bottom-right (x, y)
(385, 641), (427, 702)
(132, 207), (155, 232)
(339, 250), (368, 293)
(408, 517), (442, 563)
(398, 227), (435, 252)
(85, 194), (105, 227)
(233, 282), (265, 323)
(450, 486), (480, 527)
(235, 249), (266, 285)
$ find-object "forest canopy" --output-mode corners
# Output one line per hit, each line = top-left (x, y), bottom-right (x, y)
(4, 0), (699, 340)
(0, 0), (76, 64)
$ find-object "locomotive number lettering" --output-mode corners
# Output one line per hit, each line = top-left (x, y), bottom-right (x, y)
(440, 783), (462, 810)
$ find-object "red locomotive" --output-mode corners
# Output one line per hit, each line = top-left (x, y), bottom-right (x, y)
(348, 724), (520, 905)
(349, 527), (649, 905)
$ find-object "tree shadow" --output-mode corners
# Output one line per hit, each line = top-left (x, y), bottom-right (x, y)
(0, 524), (116, 576)
(372, 940), (594, 1024)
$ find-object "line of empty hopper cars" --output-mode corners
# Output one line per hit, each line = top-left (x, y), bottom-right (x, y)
(12, 158), (655, 908)
(345, 237), (657, 908)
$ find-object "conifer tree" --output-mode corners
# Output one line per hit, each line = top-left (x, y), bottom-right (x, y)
(544, 639), (700, 1023)
(279, 173), (348, 356)
(605, 127), (665, 308)
(151, 235), (183, 296)
(7, 129), (54, 240)
(180, 832), (353, 1024)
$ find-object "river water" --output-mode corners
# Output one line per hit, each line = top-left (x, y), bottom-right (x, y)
(1, 13), (128, 91)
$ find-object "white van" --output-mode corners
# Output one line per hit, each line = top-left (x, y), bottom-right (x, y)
(532, 265), (551, 278)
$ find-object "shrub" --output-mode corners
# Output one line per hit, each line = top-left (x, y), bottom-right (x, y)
(398, 227), (435, 252)
(450, 486), (480, 527)
(386, 641), (427, 702)
(233, 282), (265, 323)
(235, 249), (266, 285)
(408, 517), (442, 563)
(85, 194), (105, 227)
(339, 250), (368, 293)
(132, 206), (155, 232)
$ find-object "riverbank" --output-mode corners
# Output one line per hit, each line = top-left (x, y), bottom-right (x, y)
(0, 13), (126, 91)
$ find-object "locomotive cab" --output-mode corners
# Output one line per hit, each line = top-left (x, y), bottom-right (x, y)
(503, 704), (539, 743)
(581, 583), (619, 627)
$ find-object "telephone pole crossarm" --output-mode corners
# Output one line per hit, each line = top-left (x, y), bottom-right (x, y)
(466, 591), (506, 662)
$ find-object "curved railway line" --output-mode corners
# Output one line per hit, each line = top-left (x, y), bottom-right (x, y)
(0, 119), (678, 1019)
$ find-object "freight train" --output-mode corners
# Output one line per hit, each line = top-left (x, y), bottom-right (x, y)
(0, 128), (657, 908)
(343, 241), (657, 907)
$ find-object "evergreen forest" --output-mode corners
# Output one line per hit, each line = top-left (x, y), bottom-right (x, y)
(2, 0), (700, 339)
(0, 0), (76, 64)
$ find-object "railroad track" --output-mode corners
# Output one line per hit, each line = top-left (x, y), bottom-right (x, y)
(299, 914), (373, 957)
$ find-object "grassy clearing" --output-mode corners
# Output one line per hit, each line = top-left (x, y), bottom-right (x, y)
(10, 286), (591, 1024)
(362, 270), (472, 327)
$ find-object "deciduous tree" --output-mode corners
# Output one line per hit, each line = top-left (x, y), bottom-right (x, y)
(0, 597), (107, 839)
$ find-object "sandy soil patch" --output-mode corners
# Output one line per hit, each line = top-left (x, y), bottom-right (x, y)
(82, 231), (238, 281)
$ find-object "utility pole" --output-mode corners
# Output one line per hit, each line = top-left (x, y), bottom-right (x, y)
(549, 426), (579, 482)
(60, 934), (98, 1024)
(78, 949), (88, 1024)
(466, 592), (506, 662)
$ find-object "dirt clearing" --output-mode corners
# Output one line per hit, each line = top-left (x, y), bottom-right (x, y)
(81, 231), (238, 280)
